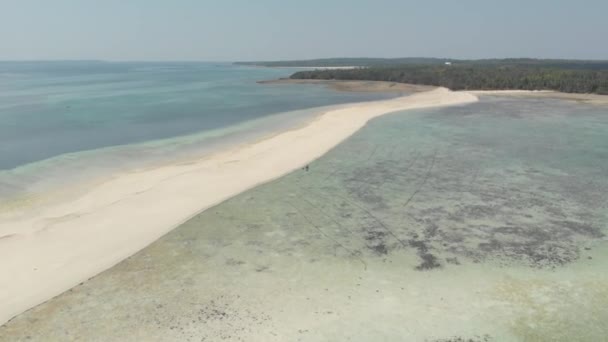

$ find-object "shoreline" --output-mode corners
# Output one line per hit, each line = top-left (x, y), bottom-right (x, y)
(260, 78), (608, 105)
(258, 78), (436, 93)
(0, 104), (352, 215)
(0, 88), (478, 325)
(240, 65), (363, 70)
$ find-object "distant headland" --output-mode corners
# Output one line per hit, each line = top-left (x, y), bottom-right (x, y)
(237, 58), (608, 95)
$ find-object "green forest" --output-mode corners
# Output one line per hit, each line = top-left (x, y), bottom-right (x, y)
(291, 64), (608, 95)
(237, 58), (608, 94)
(290, 64), (608, 94)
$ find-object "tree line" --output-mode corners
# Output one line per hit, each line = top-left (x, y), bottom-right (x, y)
(289, 65), (608, 94)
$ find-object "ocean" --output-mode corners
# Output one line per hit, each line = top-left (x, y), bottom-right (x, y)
(0, 62), (395, 198)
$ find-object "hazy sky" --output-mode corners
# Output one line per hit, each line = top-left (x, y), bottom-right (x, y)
(1, 0), (606, 61)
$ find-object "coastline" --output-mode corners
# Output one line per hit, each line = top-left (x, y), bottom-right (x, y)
(259, 78), (435, 93)
(260, 79), (608, 105)
(0, 88), (478, 325)
(0, 104), (363, 215)
(241, 65), (362, 70)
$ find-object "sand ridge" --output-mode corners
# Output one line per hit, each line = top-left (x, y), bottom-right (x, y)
(0, 88), (478, 325)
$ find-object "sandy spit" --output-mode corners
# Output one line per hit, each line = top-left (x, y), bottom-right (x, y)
(0, 88), (478, 325)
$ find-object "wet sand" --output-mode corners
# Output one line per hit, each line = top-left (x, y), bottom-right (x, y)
(0, 88), (477, 326)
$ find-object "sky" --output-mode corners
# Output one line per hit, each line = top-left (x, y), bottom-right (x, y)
(1, 0), (607, 61)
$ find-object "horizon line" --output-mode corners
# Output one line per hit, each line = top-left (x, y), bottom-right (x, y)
(1, 56), (608, 63)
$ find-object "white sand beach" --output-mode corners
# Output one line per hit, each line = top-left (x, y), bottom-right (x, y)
(0, 88), (478, 325)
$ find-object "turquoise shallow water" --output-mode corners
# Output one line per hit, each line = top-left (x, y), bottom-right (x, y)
(2, 96), (606, 341)
(0, 62), (395, 197)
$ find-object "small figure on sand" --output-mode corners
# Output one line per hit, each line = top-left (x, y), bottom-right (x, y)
(304, 165), (309, 172)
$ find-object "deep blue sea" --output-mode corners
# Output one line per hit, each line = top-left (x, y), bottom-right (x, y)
(0, 62), (394, 197)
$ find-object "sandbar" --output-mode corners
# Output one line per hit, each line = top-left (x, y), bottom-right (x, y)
(0, 88), (477, 325)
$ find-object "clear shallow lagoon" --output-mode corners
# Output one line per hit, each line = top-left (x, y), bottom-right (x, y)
(2, 96), (606, 341)
(0, 62), (395, 198)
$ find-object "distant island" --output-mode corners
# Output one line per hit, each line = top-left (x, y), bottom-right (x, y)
(235, 57), (458, 67)
(238, 58), (608, 94)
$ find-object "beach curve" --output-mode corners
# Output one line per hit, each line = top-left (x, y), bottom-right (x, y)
(0, 87), (478, 325)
